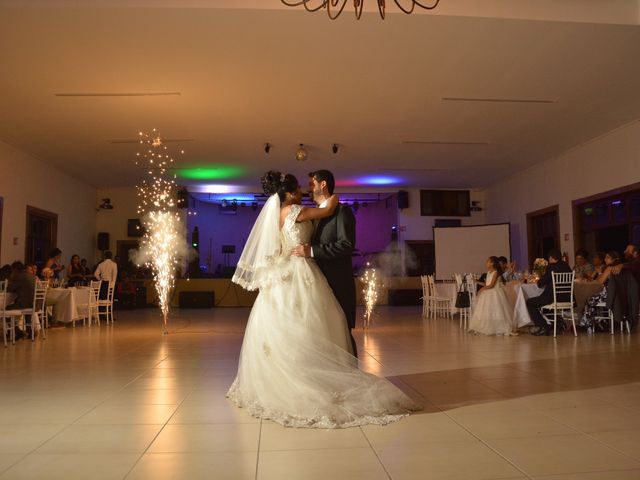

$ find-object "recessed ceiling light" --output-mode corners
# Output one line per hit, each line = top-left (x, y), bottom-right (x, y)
(54, 92), (181, 97)
(442, 97), (556, 104)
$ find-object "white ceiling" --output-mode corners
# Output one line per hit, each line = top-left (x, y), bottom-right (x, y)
(0, 2), (639, 191)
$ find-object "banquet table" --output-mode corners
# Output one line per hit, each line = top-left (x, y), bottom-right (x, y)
(510, 281), (605, 328)
(46, 287), (90, 323)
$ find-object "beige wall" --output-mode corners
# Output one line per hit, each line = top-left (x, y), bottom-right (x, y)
(0, 140), (96, 266)
(94, 187), (145, 264)
(484, 119), (640, 268)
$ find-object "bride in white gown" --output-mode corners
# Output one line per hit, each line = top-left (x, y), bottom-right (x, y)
(227, 171), (419, 428)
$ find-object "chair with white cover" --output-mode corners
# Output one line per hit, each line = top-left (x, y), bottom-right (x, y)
(1, 280), (23, 347)
(427, 275), (452, 319)
(540, 271), (576, 338)
(20, 279), (48, 341)
(97, 281), (115, 325)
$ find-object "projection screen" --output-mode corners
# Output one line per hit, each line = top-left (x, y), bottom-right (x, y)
(433, 223), (511, 280)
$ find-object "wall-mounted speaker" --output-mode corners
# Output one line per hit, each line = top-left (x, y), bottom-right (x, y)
(398, 190), (409, 210)
(97, 232), (110, 251)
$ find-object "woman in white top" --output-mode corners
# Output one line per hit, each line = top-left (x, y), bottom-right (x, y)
(468, 256), (516, 336)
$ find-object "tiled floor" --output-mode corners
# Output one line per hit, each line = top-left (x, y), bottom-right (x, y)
(2, 306), (640, 479)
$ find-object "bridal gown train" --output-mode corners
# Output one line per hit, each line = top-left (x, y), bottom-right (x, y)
(227, 204), (419, 428)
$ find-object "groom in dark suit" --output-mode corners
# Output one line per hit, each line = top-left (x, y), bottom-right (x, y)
(292, 170), (358, 358)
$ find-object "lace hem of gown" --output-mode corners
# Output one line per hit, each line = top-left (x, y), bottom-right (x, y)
(226, 380), (415, 429)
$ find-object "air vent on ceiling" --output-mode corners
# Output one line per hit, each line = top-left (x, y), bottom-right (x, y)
(442, 97), (555, 104)
(402, 141), (489, 146)
(377, 168), (448, 172)
(54, 92), (181, 97)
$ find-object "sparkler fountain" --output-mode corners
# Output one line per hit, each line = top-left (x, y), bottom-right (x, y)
(134, 129), (190, 334)
(361, 262), (380, 330)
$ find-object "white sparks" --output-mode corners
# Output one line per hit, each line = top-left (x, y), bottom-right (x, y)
(361, 262), (380, 330)
(132, 129), (189, 334)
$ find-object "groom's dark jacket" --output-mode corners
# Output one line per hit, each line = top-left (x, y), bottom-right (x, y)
(312, 203), (356, 330)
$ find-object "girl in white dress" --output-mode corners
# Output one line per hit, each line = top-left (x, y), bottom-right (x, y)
(227, 171), (419, 428)
(468, 256), (515, 336)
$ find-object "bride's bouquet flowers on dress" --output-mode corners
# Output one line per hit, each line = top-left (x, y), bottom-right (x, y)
(131, 129), (190, 333)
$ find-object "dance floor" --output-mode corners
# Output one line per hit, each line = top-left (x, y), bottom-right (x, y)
(2, 306), (640, 480)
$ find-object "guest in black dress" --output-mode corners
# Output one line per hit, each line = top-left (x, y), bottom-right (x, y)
(66, 254), (86, 286)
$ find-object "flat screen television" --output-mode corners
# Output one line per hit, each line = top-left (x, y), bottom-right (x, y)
(420, 190), (470, 217)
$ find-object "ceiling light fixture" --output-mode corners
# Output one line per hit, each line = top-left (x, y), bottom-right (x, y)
(281, 0), (441, 20)
(295, 144), (308, 162)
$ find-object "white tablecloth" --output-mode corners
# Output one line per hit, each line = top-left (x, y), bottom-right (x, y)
(434, 282), (458, 315)
(508, 281), (604, 328)
(46, 287), (90, 323)
(511, 283), (544, 328)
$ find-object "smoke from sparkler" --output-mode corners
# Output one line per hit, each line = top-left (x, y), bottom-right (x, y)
(131, 129), (190, 333)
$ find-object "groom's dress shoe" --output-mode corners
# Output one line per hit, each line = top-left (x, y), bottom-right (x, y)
(532, 326), (549, 336)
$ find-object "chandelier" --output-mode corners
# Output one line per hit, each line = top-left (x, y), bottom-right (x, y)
(280, 0), (441, 20)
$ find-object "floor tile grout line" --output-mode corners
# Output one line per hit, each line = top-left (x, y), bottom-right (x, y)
(121, 386), (194, 480)
(254, 419), (263, 480)
(358, 426), (394, 480)
(541, 412), (640, 465)
(0, 423), (70, 477)
(438, 409), (534, 479)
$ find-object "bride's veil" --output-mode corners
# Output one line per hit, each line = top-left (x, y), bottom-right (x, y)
(232, 193), (281, 291)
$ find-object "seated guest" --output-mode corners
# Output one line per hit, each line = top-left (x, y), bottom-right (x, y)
(620, 244), (640, 285)
(609, 246), (640, 329)
(94, 251), (118, 299)
(590, 252), (606, 281)
(6, 262), (36, 339)
(43, 248), (65, 280)
(573, 249), (594, 280)
(0, 264), (12, 282)
(66, 254), (86, 286)
(80, 258), (92, 277)
(25, 263), (38, 276)
(525, 249), (572, 336)
(581, 251), (619, 331)
(498, 256), (516, 282)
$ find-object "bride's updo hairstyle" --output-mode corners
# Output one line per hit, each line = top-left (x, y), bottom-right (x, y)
(261, 170), (299, 203)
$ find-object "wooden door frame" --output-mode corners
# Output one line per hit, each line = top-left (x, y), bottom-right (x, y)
(0, 197), (3, 260)
(25, 205), (58, 263)
(526, 204), (560, 266)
